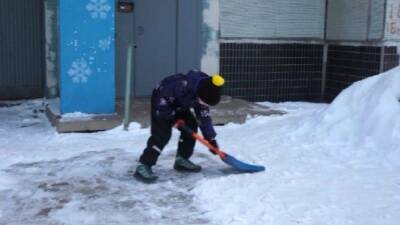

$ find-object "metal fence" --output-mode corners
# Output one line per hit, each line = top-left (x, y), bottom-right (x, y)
(221, 42), (399, 102)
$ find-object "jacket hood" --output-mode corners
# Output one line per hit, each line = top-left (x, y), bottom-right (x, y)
(186, 70), (209, 92)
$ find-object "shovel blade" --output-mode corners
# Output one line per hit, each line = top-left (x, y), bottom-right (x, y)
(221, 153), (265, 173)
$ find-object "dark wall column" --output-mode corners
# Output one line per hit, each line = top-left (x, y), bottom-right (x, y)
(0, 0), (45, 100)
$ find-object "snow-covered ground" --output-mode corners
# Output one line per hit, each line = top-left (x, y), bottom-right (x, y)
(1, 67), (400, 225)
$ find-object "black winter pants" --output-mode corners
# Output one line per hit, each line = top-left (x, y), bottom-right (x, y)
(139, 108), (198, 166)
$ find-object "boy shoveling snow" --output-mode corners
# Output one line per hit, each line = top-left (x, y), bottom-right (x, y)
(135, 70), (225, 183)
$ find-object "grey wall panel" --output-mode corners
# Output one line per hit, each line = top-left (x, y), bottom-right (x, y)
(177, 0), (201, 73)
(0, 0), (44, 100)
(220, 0), (325, 39)
(326, 0), (369, 41)
(275, 0), (325, 38)
(368, 0), (385, 40)
(220, 0), (276, 38)
(134, 0), (177, 96)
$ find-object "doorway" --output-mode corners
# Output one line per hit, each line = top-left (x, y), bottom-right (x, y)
(116, 0), (201, 98)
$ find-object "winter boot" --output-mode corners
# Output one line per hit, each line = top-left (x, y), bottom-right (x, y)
(174, 155), (202, 172)
(134, 163), (158, 183)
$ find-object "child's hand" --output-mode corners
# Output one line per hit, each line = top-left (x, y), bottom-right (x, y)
(207, 138), (218, 155)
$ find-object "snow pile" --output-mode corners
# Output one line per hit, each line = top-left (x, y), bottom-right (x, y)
(193, 67), (400, 225)
(300, 66), (400, 149)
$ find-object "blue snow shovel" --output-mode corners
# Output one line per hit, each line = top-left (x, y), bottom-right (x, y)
(174, 120), (265, 173)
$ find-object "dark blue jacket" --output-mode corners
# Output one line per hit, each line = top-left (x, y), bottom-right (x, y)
(152, 70), (216, 140)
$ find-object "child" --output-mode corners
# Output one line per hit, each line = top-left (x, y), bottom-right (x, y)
(135, 70), (225, 182)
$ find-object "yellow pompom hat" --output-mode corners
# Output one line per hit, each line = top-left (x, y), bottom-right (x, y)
(197, 73), (225, 106)
(211, 74), (225, 87)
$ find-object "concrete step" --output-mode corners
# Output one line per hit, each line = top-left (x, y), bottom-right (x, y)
(46, 96), (284, 133)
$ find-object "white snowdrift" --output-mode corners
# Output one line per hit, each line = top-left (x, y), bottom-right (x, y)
(193, 67), (400, 225)
(300, 66), (400, 149)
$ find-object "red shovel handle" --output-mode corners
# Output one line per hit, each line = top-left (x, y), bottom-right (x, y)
(174, 120), (226, 159)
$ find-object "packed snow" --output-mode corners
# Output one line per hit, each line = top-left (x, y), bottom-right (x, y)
(1, 67), (400, 225)
(194, 67), (400, 225)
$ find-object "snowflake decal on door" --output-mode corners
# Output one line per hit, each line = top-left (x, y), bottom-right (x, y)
(68, 58), (93, 83)
(86, 0), (111, 19)
(98, 37), (111, 51)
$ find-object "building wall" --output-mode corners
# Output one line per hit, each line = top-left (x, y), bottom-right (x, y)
(324, 0), (400, 102)
(326, 0), (385, 41)
(384, 46), (400, 70)
(325, 45), (399, 101)
(385, 0), (400, 41)
(220, 0), (325, 39)
(220, 0), (399, 103)
(326, 0), (370, 41)
(325, 46), (381, 101)
(219, 0), (326, 102)
(44, 0), (59, 99)
(369, 0), (386, 40)
(221, 43), (323, 102)
(201, 0), (220, 75)
(1, 0), (398, 105)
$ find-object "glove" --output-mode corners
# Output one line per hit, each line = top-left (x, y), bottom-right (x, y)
(174, 119), (189, 132)
(207, 138), (218, 155)
(174, 119), (185, 128)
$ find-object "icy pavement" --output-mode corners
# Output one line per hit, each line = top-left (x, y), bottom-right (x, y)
(0, 149), (234, 225)
(0, 100), (234, 225)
